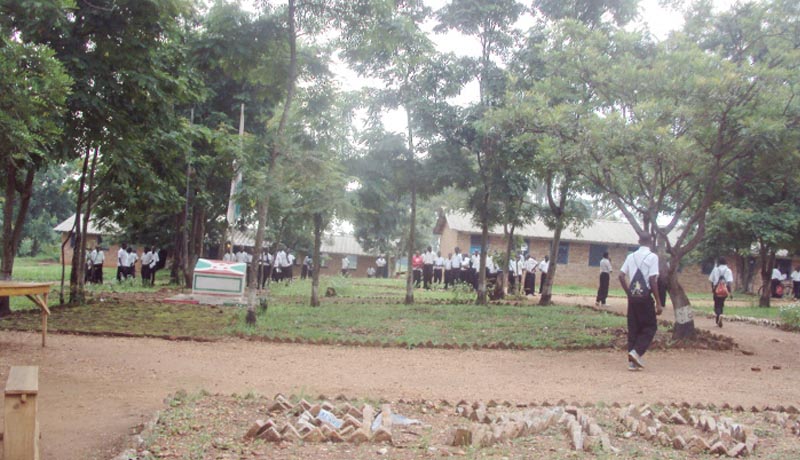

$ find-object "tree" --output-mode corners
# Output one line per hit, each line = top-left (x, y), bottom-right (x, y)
(0, 27), (71, 315)
(434, 0), (526, 305)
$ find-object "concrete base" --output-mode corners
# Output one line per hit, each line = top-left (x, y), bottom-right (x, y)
(163, 293), (245, 307)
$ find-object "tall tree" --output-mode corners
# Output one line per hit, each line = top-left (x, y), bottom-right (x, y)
(0, 25), (71, 315)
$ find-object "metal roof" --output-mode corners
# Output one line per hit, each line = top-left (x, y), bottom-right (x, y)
(435, 212), (645, 246)
(320, 234), (373, 256)
(53, 214), (120, 235)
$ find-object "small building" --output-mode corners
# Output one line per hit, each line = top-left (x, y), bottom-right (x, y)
(54, 214), (122, 267)
(433, 212), (711, 292)
(317, 234), (379, 278)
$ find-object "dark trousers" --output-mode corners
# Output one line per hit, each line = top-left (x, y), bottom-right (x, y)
(413, 269), (421, 287)
(596, 272), (610, 304)
(539, 273), (547, 293)
(627, 296), (658, 357)
(713, 295), (726, 317)
(117, 266), (125, 282)
(433, 267), (443, 284)
(150, 267), (157, 285)
(508, 272), (516, 291)
(285, 265), (293, 282)
(301, 265), (308, 279)
(423, 264), (433, 289)
(794, 281), (800, 299)
(93, 264), (103, 283)
(141, 265), (150, 285)
(471, 268), (478, 290)
(524, 272), (536, 295)
(259, 265), (270, 288)
(444, 269), (452, 288)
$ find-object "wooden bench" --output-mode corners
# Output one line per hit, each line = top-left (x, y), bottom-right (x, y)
(4, 366), (40, 460)
(0, 281), (52, 347)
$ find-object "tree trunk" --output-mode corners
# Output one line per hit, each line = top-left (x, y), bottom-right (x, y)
(0, 162), (35, 315)
(311, 213), (323, 307)
(539, 221), (563, 306)
(404, 181), (416, 305)
(666, 268), (697, 339)
(186, 204), (205, 287)
(170, 213), (183, 285)
(476, 221), (489, 305)
(501, 224), (516, 298)
(758, 250), (774, 308)
(77, 147), (99, 295)
(69, 148), (92, 305)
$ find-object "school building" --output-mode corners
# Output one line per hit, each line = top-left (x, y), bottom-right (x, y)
(54, 214), (123, 267)
(432, 212), (713, 293)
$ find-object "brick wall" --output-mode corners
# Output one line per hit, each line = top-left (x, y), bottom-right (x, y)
(60, 233), (122, 269)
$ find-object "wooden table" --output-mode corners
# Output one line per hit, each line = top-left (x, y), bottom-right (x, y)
(0, 281), (53, 347)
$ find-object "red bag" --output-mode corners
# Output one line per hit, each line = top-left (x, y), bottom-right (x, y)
(714, 277), (728, 298)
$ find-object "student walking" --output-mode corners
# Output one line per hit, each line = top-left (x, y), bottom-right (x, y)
(708, 257), (733, 327)
(595, 252), (612, 307)
(619, 233), (663, 371)
(791, 266), (800, 300)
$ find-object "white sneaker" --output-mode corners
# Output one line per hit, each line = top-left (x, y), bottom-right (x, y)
(628, 350), (645, 369)
(628, 362), (640, 372)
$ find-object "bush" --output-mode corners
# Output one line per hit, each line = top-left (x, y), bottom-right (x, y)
(779, 303), (800, 331)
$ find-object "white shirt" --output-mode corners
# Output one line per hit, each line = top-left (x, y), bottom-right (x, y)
(620, 246), (659, 289)
(422, 251), (435, 265)
(341, 257), (349, 270)
(461, 257), (471, 269)
(375, 257), (386, 268)
(471, 254), (480, 268)
(524, 257), (538, 273)
(486, 256), (496, 273)
(223, 252), (234, 262)
(118, 248), (128, 267)
(275, 250), (289, 268)
(772, 268), (786, 281)
(451, 253), (462, 269)
(509, 259), (517, 273)
(709, 264), (733, 285)
(287, 253), (295, 265)
(235, 251), (247, 263)
(434, 256), (445, 267)
(600, 258), (612, 274)
(141, 251), (153, 266)
(791, 270), (800, 282)
(93, 250), (105, 265)
(445, 258), (452, 270)
(539, 260), (550, 273)
(516, 257), (525, 276)
(150, 251), (159, 268)
(127, 252), (138, 266)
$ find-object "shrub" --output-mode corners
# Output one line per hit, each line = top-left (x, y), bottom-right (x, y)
(779, 303), (800, 331)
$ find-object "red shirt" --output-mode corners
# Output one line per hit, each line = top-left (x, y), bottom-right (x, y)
(412, 255), (423, 270)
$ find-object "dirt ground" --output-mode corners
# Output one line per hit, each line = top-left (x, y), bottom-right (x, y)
(1, 294), (799, 460)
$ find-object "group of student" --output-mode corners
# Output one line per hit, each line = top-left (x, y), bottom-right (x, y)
(405, 246), (552, 293)
(115, 244), (160, 286)
(224, 246), (314, 288)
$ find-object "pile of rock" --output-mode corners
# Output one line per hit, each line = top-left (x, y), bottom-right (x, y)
(448, 403), (616, 452)
(243, 395), (396, 445)
(617, 404), (757, 457)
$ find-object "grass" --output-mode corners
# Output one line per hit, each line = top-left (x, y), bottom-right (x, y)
(693, 305), (783, 319)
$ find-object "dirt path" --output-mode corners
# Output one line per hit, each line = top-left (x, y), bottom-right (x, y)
(1, 295), (799, 460)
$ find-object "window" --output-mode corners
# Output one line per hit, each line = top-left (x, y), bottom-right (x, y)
(346, 255), (358, 269)
(588, 244), (608, 266)
(470, 235), (482, 256)
(557, 242), (569, 264)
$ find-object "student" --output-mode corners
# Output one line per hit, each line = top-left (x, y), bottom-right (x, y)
(341, 255), (350, 277)
(302, 255), (312, 280)
(524, 254), (538, 296)
(460, 251), (471, 288)
(126, 247), (138, 279)
(274, 247), (288, 282)
(507, 256), (517, 293)
(367, 266), (376, 278)
(470, 251), (480, 290)
(792, 266), (800, 300)
(538, 255), (550, 294)
(94, 246), (105, 284)
(444, 253), (453, 289)
(259, 250), (272, 288)
(422, 246), (435, 289)
(86, 247), (96, 283)
(450, 248), (463, 285)
(619, 233), (663, 371)
(149, 248), (160, 286)
(412, 251), (423, 288)
(375, 255), (387, 278)
(285, 249), (295, 283)
(117, 243), (128, 282)
(141, 247), (152, 286)
(708, 257), (734, 328)
(596, 252), (612, 307)
(771, 267), (786, 298)
(434, 251), (445, 285)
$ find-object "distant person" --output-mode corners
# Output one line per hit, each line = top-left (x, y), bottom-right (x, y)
(126, 247), (138, 279)
(524, 253), (538, 296)
(792, 266), (800, 300)
(149, 248), (160, 286)
(274, 247), (288, 282)
(302, 255), (312, 280)
(93, 246), (105, 284)
(141, 247), (153, 286)
(596, 252), (612, 307)
(708, 257), (733, 328)
(619, 233), (663, 371)
(422, 246), (435, 289)
(222, 243), (234, 262)
(341, 255), (350, 277)
(412, 251), (423, 288)
(538, 255), (550, 294)
(434, 251), (445, 285)
(771, 267), (786, 298)
(450, 248), (463, 285)
(470, 251), (480, 290)
(367, 266), (376, 278)
(285, 249), (295, 283)
(460, 251), (471, 288)
(117, 243), (128, 282)
(444, 253), (453, 289)
(375, 255), (387, 278)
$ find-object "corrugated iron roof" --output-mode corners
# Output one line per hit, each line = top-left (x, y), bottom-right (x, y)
(436, 212), (646, 246)
(53, 214), (120, 235)
(320, 234), (372, 256)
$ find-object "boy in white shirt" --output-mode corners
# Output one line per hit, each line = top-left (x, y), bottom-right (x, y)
(708, 257), (734, 327)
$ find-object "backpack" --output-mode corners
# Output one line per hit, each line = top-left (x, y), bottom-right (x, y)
(629, 253), (653, 300)
(776, 283), (784, 297)
(714, 273), (729, 298)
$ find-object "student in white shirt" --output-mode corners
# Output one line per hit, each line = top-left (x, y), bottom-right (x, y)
(450, 249), (463, 285)
(619, 233), (663, 371)
(709, 257), (734, 327)
(141, 247), (153, 286)
(422, 246), (435, 289)
(538, 256), (550, 294)
(596, 252), (612, 307)
(274, 248), (288, 282)
(375, 255), (387, 278)
(443, 253), (453, 289)
(117, 244), (128, 282)
(791, 266), (800, 300)
(149, 248), (160, 286)
(341, 255), (350, 277)
(771, 267), (787, 298)
(285, 250), (295, 283)
(126, 247), (138, 279)
(524, 254), (538, 296)
(434, 251), (445, 285)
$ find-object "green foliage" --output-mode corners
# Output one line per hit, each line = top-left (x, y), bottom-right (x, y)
(779, 303), (800, 331)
